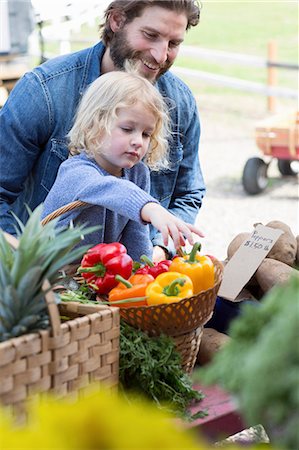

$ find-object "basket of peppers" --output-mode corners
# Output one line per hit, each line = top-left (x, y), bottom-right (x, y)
(71, 241), (223, 374)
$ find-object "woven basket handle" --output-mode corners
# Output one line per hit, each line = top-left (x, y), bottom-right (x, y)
(41, 200), (89, 225)
(3, 232), (62, 337)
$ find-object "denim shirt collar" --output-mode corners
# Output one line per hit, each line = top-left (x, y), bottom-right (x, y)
(79, 42), (105, 95)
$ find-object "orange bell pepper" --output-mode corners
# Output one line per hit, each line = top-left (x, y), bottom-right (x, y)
(169, 242), (215, 294)
(108, 273), (154, 308)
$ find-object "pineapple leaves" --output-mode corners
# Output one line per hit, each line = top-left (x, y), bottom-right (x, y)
(0, 205), (97, 341)
(0, 233), (14, 271)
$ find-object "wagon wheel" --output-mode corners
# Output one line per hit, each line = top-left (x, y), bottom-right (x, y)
(277, 159), (298, 176)
(242, 157), (269, 195)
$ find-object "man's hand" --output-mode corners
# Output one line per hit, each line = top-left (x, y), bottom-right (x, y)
(141, 202), (204, 250)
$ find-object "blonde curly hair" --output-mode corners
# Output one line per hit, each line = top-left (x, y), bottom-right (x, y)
(68, 67), (170, 171)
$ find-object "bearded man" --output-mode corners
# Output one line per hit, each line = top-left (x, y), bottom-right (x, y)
(0, 0), (205, 261)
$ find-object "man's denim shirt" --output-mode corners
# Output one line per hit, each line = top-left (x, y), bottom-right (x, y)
(0, 42), (205, 254)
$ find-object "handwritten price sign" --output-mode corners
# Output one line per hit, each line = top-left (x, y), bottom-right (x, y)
(244, 232), (274, 251)
(218, 224), (283, 301)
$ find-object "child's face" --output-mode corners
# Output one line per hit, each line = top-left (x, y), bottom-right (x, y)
(95, 102), (156, 176)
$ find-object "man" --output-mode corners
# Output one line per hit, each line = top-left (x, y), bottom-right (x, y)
(0, 0), (205, 261)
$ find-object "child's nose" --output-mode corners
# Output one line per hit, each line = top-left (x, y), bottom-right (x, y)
(131, 132), (143, 147)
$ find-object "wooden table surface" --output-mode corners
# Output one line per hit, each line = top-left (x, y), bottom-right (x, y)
(185, 384), (246, 442)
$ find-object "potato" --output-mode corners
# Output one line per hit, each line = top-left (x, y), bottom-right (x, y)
(255, 258), (298, 293)
(197, 328), (230, 365)
(265, 220), (297, 266)
(265, 220), (295, 235)
(235, 287), (257, 301)
(227, 232), (251, 259)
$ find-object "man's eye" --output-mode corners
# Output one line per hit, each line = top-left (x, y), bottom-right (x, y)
(169, 41), (180, 49)
(144, 31), (156, 40)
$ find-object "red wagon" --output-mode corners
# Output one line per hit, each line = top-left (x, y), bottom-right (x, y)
(242, 111), (299, 194)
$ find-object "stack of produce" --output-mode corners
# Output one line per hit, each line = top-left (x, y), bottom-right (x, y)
(60, 242), (223, 373)
(197, 220), (299, 366)
(226, 220), (299, 299)
(74, 241), (217, 307)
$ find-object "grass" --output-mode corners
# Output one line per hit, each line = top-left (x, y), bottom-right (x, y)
(183, 1), (297, 60)
(175, 0), (298, 93)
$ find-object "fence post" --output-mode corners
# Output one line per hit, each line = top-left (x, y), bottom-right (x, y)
(267, 40), (278, 113)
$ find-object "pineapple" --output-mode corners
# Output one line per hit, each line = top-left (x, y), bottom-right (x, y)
(0, 205), (97, 342)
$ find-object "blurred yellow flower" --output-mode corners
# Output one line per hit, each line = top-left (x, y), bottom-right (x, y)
(0, 386), (207, 449)
(0, 386), (272, 449)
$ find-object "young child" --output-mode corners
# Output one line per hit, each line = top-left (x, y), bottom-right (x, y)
(42, 70), (203, 262)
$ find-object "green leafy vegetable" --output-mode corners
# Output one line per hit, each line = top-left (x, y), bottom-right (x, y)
(119, 320), (207, 421)
(196, 275), (299, 450)
(59, 282), (97, 304)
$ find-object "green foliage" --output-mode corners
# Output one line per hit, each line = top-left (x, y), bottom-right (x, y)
(197, 275), (299, 450)
(119, 320), (206, 420)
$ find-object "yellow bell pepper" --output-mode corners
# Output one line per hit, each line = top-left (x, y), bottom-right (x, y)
(146, 272), (193, 305)
(169, 242), (214, 294)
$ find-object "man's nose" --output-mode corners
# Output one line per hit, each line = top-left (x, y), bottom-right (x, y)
(151, 41), (168, 64)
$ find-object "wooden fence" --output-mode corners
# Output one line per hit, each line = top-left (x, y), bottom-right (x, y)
(176, 42), (298, 112)
(1, 31), (298, 112)
(1, 0), (297, 111)
(38, 24), (298, 112)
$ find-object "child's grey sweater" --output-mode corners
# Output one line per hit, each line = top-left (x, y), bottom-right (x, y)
(42, 152), (158, 261)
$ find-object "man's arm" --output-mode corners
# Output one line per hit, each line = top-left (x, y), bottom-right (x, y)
(0, 72), (49, 233)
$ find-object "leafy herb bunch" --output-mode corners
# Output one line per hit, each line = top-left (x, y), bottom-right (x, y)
(119, 320), (206, 420)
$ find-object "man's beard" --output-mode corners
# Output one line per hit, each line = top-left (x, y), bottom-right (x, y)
(109, 29), (172, 81)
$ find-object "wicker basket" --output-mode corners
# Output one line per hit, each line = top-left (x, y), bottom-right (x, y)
(0, 233), (120, 417)
(42, 201), (223, 374)
(112, 259), (223, 373)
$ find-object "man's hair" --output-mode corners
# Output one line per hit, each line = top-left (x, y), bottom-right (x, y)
(68, 67), (170, 171)
(99, 0), (201, 46)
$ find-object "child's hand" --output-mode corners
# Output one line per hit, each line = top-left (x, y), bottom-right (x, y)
(141, 202), (204, 249)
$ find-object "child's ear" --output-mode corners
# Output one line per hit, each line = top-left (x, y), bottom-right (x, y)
(109, 11), (126, 32)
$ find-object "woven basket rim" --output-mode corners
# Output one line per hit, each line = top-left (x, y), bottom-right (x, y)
(110, 259), (223, 337)
(0, 309), (114, 348)
(106, 277), (222, 312)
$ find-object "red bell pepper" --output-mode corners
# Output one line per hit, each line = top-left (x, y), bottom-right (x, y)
(135, 254), (171, 278)
(78, 243), (133, 294)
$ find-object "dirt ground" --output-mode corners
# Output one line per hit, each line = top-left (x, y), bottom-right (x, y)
(193, 92), (298, 260)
